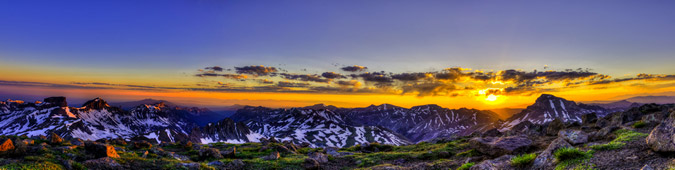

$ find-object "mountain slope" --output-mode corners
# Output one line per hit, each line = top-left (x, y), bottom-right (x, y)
(500, 94), (609, 130)
(232, 107), (412, 147)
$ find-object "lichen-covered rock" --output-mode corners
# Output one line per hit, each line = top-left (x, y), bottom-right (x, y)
(85, 141), (120, 158)
(308, 152), (329, 163)
(261, 151), (280, 160)
(220, 146), (236, 158)
(532, 138), (571, 169)
(470, 155), (515, 170)
(582, 113), (598, 124)
(558, 129), (588, 145)
(199, 147), (223, 159)
(0, 139), (15, 156)
(545, 119), (565, 136)
(49, 133), (63, 145)
(469, 136), (532, 156)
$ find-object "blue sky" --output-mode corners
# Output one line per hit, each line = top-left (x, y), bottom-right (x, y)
(2, 0), (674, 75)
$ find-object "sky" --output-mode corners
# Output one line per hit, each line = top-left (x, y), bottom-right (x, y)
(1, 0), (674, 110)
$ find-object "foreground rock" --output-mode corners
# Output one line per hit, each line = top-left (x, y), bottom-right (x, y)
(0, 138), (15, 156)
(85, 141), (120, 158)
(469, 136), (532, 156)
(558, 129), (588, 145)
(532, 138), (572, 169)
(646, 111), (675, 152)
(470, 155), (515, 170)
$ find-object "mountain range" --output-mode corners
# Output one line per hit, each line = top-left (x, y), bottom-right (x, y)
(0, 94), (672, 148)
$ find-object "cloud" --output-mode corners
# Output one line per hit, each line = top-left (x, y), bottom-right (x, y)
(341, 65), (368, 72)
(277, 81), (310, 88)
(260, 79), (274, 84)
(235, 65), (278, 76)
(353, 72), (394, 86)
(391, 73), (429, 81)
(204, 66), (223, 72)
(280, 73), (330, 83)
(321, 72), (346, 79)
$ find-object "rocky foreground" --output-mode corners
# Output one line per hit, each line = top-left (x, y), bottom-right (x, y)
(0, 103), (674, 170)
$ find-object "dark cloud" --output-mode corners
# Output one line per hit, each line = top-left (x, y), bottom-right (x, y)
(341, 65), (368, 72)
(336, 80), (361, 87)
(277, 81), (310, 88)
(321, 72), (346, 79)
(391, 73), (428, 81)
(280, 73), (330, 83)
(354, 72), (394, 86)
(204, 66), (223, 72)
(235, 65), (278, 76)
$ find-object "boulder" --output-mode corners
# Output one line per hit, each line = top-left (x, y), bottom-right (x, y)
(111, 138), (127, 145)
(169, 152), (190, 161)
(469, 136), (532, 156)
(261, 151), (280, 160)
(220, 146), (236, 158)
(22, 139), (34, 145)
(300, 142), (311, 148)
(470, 155), (515, 170)
(83, 157), (122, 170)
(325, 147), (353, 157)
(308, 152), (329, 163)
(303, 158), (320, 170)
(0, 139), (15, 156)
(141, 150), (149, 158)
(646, 122), (675, 152)
(532, 138), (572, 169)
(641, 164), (654, 170)
(228, 159), (245, 168)
(84, 141), (120, 158)
(545, 119), (565, 136)
(199, 147), (223, 160)
(590, 126), (620, 141)
(581, 113), (597, 124)
(558, 129), (588, 145)
(49, 133), (63, 145)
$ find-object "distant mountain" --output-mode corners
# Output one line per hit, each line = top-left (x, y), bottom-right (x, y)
(625, 96), (675, 104)
(110, 98), (178, 110)
(588, 100), (642, 110)
(340, 104), (501, 142)
(231, 106), (411, 147)
(500, 94), (609, 130)
(0, 97), (255, 144)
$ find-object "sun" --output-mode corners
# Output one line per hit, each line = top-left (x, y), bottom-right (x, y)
(485, 94), (498, 101)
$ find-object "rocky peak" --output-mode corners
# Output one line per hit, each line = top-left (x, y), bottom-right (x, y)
(43, 97), (67, 107)
(82, 98), (110, 110)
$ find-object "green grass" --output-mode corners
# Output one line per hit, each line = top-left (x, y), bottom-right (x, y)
(0, 161), (64, 170)
(510, 153), (537, 167)
(456, 162), (475, 170)
(553, 147), (594, 170)
(632, 121), (646, 128)
(590, 129), (647, 151)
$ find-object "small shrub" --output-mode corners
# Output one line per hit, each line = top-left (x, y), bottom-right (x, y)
(554, 147), (591, 162)
(632, 121), (646, 128)
(553, 147), (594, 170)
(457, 162), (475, 170)
(511, 153), (537, 167)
